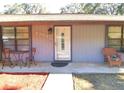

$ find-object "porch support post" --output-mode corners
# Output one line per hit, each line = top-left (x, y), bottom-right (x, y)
(29, 26), (32, 61)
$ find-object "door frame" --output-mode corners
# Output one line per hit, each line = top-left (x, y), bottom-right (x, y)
(53, 25), (72, 62)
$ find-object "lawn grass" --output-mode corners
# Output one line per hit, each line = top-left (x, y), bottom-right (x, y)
(0, 73), (48, 90)
(73, 73), (124, 90)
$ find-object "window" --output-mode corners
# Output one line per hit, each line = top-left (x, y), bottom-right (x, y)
(61, 33), (65, 50)
(107, 26), (124, 52)
(2, 26), (30, 51)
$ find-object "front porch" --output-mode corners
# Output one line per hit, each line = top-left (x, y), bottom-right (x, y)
(1, 62), (124, 73)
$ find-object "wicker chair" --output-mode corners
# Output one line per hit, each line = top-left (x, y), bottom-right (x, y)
(26, 48), (37, 68)
(2, 48), (13, 69)
(102, 48), (122, 67)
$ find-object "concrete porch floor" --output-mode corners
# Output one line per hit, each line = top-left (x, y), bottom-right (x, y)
(0, 62), (124, 73)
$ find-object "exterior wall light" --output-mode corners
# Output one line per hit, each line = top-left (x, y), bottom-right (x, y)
(48, 27), (53, 34)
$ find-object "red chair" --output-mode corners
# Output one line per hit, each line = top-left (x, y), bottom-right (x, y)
(26, 48), (37, 68)
(102, 48), (122, 67)
(2, 48), (13, 69)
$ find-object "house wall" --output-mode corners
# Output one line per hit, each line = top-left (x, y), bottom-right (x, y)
(72, 24), (105, 63)
(32, 24), (105, 63)
(32, 25), (53, 62)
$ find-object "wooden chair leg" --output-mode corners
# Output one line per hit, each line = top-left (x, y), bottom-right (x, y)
(33, 60), (37, 65)
(9, 61), (14, 68)
(118, 63), (121, 67)
(109, 65), (112, 67)
(24, 62), (27, 67)
(109, 62), (113, 67)
(20, 61), (22, 69)
(26, 58), (30, 68)
(2, 60), (14, 69)
(2, 61), (5, 69)
(28, 61), (31, 68)
(25, 57), (36, 68)
(32, 57), (36, 65)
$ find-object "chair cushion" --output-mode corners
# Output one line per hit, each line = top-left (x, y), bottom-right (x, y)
(111, 54), (120, 61)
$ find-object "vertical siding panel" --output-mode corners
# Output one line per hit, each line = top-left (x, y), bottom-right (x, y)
(32, 24), (105, 63)
(32, 25), (53, 62)
(72, 24), (105, 63)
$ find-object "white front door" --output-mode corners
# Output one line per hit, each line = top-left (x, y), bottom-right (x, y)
(54, 26), (71, 61)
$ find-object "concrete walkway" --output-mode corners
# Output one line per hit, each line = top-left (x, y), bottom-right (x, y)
(43, 74), (73, 90)
(1, 62), (124, 73)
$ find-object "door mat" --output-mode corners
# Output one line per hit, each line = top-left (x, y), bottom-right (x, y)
(51, 62), (69, 67)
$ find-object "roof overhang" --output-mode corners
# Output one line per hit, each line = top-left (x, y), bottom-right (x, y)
(0, 14), (124, 23)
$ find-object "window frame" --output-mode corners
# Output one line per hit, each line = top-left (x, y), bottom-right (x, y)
(107, 25), (124, 52)
(2, 26), (30, 52)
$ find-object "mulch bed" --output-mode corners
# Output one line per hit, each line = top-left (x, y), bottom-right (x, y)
(73, 73), (124, 90)
(0, 72), (49, 90)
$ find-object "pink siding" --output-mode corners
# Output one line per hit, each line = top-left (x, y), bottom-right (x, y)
(72, 24), (105, 63)
(32, 25), (53, 62)
(32, 24), (105, 63)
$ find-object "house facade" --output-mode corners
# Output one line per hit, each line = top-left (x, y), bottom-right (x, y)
(0, 14), (124, 63)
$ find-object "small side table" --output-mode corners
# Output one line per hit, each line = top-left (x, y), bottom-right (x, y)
(11, 51), (29, 68)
